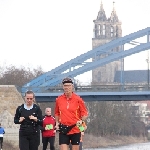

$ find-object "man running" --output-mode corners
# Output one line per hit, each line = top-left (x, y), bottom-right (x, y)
(55, 77), (88, 150)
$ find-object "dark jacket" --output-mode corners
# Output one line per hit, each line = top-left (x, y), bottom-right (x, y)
(14, 104), (43, 133)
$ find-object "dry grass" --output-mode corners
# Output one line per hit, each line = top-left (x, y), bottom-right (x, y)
(3, 134), (148, 150)
(3, 140), (19, 150)
(83, 134), (148, 148)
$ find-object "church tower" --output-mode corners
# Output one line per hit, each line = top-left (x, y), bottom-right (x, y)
(92, 1), (122, 84)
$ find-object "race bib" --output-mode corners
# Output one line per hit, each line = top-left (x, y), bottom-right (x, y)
(46, 124), (53, 130)
(79, 126), (84, 132)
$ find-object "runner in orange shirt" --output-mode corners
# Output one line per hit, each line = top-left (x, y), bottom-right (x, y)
(55, 77), (88, 150)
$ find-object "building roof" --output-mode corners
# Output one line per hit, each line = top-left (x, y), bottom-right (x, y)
(114, 70), (149, 83)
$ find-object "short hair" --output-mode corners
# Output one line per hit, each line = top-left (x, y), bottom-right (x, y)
(62, 77), (73, 84)
(24, 90), (35, 98)
(45, 108), (51, 113)
(45, 107), (51, 111)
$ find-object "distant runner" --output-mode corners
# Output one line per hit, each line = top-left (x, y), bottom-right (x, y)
(0, 123), (5, 150)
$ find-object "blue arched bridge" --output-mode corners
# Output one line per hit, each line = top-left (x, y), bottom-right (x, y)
(21, 27), (150, 102)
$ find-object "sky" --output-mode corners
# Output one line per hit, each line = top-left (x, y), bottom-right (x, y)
(0, 0), (150, 84)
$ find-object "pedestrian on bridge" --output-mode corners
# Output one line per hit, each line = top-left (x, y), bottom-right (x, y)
(40, 107), (56, 150)
(55, 77), (88, 150)
(14, 90), (43, 150)
(0, 123), (5, 150)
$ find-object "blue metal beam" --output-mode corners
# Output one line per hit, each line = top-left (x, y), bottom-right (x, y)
(22, 27), (150, 93)
(22, 27), (150, 88)
(34, 91), (150, 102)
(34, 42), (150, 90)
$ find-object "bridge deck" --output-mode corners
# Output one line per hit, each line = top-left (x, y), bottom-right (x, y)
(20, 84), (150, 102)
(34, 91), (150, 102)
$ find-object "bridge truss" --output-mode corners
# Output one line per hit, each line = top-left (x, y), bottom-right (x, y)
(21, 27), (150, 93)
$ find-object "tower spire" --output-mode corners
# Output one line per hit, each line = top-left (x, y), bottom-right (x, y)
(113, 1), (115, 12)
(100, 0), (104, 11)
(96, 0), (107, 21)
(109, 1), (119, 23)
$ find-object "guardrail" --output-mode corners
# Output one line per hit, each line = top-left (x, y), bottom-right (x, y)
(20, 84), (150, 93)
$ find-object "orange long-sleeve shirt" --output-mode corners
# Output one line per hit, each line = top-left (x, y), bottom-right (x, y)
(55, 93), (88, 134)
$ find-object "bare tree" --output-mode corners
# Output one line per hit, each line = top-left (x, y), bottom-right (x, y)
(86, 101), (145, 137)
(0, 65), (44, 86)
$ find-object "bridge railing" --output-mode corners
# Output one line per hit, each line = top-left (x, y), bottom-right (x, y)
(20, 84), (150, 93)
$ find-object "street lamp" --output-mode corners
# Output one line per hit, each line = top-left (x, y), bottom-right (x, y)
(146, 51), (150, 90)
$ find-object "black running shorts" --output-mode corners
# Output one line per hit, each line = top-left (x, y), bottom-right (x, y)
(59, 132), (81, 145)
